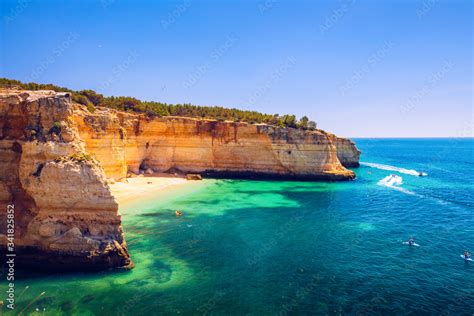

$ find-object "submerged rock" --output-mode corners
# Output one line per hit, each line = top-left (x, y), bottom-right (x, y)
(81, 294), (95, 303)
(60, 301), (73, 312)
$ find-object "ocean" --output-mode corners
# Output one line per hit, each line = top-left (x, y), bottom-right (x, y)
(2, 138), (474, 315)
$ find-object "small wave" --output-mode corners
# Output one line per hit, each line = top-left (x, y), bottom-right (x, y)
(377, 175), (417, 196)
(361, 162), (427, 177)
(378, 175), (467, 205)
(378, 174), (403, 186)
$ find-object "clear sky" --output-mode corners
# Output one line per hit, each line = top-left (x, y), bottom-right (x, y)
(1, 0), (472, 137)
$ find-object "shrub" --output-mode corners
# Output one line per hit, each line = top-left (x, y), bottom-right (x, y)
(78, 90), (103, 106)
(307, 121), (317, 130)
(72, 93), (92, 106)
(55, 153), (96, 164)
(86, 103), (96, 113)
(49, 121), (62, 135)
(1, 77), (318, 130)
(298, 116), (309, 129)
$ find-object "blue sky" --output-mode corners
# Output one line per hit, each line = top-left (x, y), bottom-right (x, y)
(0, 0), (472, 137)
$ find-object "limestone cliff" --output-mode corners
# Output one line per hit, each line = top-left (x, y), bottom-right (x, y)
(0, 89), (360, 271)
(73, 110), (359, 181)
(0, 90), (132, 271)
(327, 133), (361, 168)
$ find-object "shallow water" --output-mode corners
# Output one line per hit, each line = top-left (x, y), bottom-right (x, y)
(2, 138), (473, 315)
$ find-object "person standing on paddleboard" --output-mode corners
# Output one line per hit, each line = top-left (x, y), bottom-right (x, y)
(464, 250), (471, 260)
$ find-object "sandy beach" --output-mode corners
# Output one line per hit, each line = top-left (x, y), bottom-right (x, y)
(110, 175), (189, 204)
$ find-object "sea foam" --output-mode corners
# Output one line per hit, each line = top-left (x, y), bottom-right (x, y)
(361, 162), (427, 177)
(377, 175), (417, 195)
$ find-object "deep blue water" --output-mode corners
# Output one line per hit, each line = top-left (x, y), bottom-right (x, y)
(2, 138), (473, 315)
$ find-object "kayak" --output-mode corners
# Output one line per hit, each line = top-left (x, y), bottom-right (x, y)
(402, 242), (420, 247)
(460, 255), (473, 261)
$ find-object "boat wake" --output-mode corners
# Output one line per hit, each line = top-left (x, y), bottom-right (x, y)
(361, 162), (427, 177)
(377, 175), (417, 196)
(377, 175), (464, 206)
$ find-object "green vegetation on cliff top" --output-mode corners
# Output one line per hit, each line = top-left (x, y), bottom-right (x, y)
(54, 153), (97, 165)
(0, 78), (316, 130)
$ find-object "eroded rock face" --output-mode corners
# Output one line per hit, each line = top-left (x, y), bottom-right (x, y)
(73, 108), (360, 181)
(327, 134), (361, 168)
(0, 89), (360, 271)
(0, 90), (132, 271)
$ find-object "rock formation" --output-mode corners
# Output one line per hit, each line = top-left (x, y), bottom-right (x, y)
(0, 89), (360, 271)
(73, 109), (360, 181)
(0, 90), (132, 271)
(327, 133), (361, 168)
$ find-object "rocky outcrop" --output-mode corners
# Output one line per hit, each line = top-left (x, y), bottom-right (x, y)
(186, 174), (203, 180)
(0, 90), (132, 271)
(0, 89), (360, 271)
(73, 110), (358, 181)
(327, 134), (361, 168)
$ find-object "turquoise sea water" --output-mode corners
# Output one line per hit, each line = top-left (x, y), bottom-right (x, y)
(2, 138), (474, 315)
